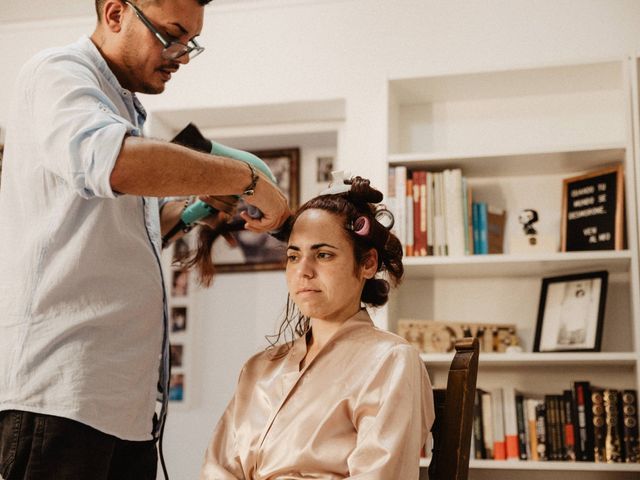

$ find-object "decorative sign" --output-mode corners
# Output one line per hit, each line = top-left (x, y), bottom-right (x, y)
(561, 165), (624, 251)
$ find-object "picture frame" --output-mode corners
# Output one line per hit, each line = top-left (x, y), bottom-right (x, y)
(316, 155), (334, 182)
(213, 147), (300, 273)
(533, 271), (608, 352)
(561, 164), (624, 251)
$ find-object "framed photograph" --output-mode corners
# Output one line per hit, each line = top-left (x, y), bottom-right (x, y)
(170, 344), (184, 368)
(169, 373), (184, 402)
(170, 306), (187, 333)
(213, 148), (300, 273)
(316, 156), (334, 182)
(171, 269), (189, 297)
(561, 164), (624, 251)
(533, 271), (608, 352)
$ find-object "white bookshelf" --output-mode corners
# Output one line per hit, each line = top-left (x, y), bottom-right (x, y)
(420, 352), (638, 368)
(402, 250), (632, 278)
(387, 59), (640, 479)
(420, 457), (640, 472)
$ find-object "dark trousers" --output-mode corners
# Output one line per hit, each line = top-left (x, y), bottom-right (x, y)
(0, 410), (157, 480)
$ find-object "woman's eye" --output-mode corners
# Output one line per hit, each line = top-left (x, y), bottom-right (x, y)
(317, 252), (333, 259)
(286, 254), (299, 262)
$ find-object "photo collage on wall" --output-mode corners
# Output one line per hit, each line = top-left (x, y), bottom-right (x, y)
(164, 233), (195, 406)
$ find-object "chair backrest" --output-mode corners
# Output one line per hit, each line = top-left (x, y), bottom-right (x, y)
(428, 337), (479, 480)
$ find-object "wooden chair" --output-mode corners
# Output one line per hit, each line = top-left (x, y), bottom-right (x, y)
(428, 337), (479, 480)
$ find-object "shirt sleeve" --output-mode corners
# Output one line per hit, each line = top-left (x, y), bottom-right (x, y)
(346, 344), (435, 479)
(29, 54), (141, 199)
(200, 369), (247, 480)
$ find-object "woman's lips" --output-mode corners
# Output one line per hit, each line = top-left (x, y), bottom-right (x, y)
(297, 288), (320, 295)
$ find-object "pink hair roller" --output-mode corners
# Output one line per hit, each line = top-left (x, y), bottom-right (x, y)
(353, 216), (371, 236)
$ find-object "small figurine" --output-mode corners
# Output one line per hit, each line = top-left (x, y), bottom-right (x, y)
(510, 207), (557, 253)
(518, 208), (539, 237)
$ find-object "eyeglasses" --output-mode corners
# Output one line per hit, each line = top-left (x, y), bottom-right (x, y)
(124, 0), (204, 61)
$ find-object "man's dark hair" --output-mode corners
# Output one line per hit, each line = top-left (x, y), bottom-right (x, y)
(95, 0), (213, 21)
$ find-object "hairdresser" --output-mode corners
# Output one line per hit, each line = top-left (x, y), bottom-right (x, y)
(0, 1), (288, 478)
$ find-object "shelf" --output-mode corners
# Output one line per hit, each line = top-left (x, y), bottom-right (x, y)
(402, 250), (632, 278)
(419, 457), (640, 471)
(420, 352), (638, 368)
(388, 144), (626, 178)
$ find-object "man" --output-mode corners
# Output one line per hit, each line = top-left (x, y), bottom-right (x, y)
(0, 0), (289, 478)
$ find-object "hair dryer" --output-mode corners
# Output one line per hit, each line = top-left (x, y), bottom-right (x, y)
(162, 123), (280, 247)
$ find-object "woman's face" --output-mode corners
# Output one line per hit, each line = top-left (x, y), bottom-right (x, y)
(286, 209), (377, 322)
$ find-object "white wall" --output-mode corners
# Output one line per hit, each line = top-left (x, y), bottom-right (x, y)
(2, 1), (640, 478)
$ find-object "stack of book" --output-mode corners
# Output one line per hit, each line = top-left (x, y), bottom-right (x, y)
(471, 383), (640, 463)
(388, 166), (506, 257)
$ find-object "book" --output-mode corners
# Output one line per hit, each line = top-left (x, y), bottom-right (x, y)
(526, 398), (541, 461)
(592, 388), (606, 462)
(622, 389), (639, 462)
(481, 391), (494, 459)
(573, 380), (595, 461)
(472, 202), (480, 254)
(563, 389), (577, 461)
(556, 394), (568, 460)
(405, 177), (414, 257)
(426, 172), (434, 256)
(387, 167), (396, 240)
(478, 202), (488, 254)
(535, 402), (548, 461)
(473, 202), (489, 254)
(487, 206), (506, 254)
(411, 173), (420, 256)
(491, 387), (506, 460)
(395, 166), (407, 255)
(473, 389), (487, 459)
(463, 178), (473, 255)
(502, 386), (520, 460)
(443, 169), (465, 257)
(516, 394), (528, 460)
(544, 395), (559, 460)
(434, 172), (447, 255)
(603, 389), (623, 462)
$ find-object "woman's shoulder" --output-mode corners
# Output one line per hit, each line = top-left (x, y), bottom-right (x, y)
(243, 343), (287, 366)
(353, 323), (413, 350)
(341, 324), (423, 367)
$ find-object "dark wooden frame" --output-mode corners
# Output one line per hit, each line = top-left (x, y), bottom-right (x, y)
(215, 147), (300, 273)
(533, 270), (608, 353)
(560, 164), (624, 251)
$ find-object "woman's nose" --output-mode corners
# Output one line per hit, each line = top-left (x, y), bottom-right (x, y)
(298, 256), (315, 278)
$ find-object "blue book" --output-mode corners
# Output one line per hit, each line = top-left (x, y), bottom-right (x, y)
(478, 202), (488, 254)
(472, 202), (480, 254)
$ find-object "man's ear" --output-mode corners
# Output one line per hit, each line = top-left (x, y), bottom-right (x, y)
(102, 0), (127, 33)
(361, 249), (378, 280)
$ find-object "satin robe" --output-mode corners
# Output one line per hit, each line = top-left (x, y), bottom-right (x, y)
(201, 310), (435, 479)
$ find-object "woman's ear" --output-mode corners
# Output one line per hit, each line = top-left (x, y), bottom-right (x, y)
(361, 249), (378, 280)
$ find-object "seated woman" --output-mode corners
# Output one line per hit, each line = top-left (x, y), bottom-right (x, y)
(200, 176), (434, 479)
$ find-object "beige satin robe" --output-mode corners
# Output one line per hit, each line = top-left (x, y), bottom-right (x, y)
(201, 310), (435, 480)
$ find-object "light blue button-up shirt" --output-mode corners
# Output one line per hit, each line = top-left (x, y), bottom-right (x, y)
(0, 36), (168, 441)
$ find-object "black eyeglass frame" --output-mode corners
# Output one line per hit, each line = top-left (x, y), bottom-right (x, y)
(123, 0), (204, 61)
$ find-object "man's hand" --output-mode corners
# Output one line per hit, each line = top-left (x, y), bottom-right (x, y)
(241, 171), (291, 233)
(196, 195), (238, 222)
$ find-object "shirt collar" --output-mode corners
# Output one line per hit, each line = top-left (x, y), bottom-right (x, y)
(76, 36), (147, 121)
